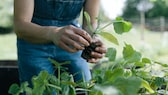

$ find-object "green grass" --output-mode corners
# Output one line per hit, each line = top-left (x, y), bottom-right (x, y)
(0, 32), (17, 60)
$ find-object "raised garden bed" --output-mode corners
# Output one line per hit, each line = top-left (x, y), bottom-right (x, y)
(0, 60), (19, 95)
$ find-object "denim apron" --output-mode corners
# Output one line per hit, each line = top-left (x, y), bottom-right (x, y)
(17, 0), (91, 87)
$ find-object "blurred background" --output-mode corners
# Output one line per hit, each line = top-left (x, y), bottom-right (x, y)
(100, 0), (168, 64)
(0, 0), (168, 63)
(0, 0), (168, 94)
(0, 0), (15, 60)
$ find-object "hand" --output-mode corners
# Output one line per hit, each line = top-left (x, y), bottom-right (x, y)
(50, 25), (92, 52)
(87, 36), (107, 63)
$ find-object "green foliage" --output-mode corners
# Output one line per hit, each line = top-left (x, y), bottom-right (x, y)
(105, 48), (117, 61)
(113, 17), (132, 34)
(8, 84), (20, 95)
(0, 0), (13, 28)
(141, 79), (155, 93)
(147, 0), (168, 18)
(8, 82), (32, 95)
(123, 43), (142, 63)
(8, 11), (168, 95)
(84, 11), (132, 45)
(154, 77), (165, 87)
(84, 12), (94, 34)
(98, 32), (119, 45)
(150, 0), (168, 6)
(114, 77), (141, 95)
(122, 0), (168, 18)
(8, 59), (96, 95)
(8, 44), (168, 95)
(8, 71), (61, 95)
(122, 0), (141, 18)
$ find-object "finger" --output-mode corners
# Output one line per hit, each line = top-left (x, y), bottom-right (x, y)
(72, 26), (92, 43)
(95, 47), (107, 54)
(88, 58), (99, 63)
(91, 51), (103, 59)
(59, 41), (77, 53)
(69, 32), (90, 47)
(62, 36), (85, 50)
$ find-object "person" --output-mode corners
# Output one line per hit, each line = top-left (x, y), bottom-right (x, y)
(14, 0), (106, 88)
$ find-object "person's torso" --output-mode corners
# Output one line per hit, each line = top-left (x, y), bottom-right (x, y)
(32, 0), (85, 26)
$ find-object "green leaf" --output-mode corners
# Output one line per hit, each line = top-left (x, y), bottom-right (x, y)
(104, 68), (124, 84)
(134, 62), (145, 68)
(113, 17), (132, 34)
(105, 48), (117, 61)
(98, 32), (119, 45)
(8, 84), (21, 95)
(142, 58), (151, 64)
(89, 89), (103, 95)
(62, 85), (70, 95)
(20, 82), (32, 95)
(91, 70), (104, 84)
(123, 44), (142, 63)
(141, 79), (155, 94)
(32, 71), (50, 95)
(8, 82), (31, 95)
(124, 69), (132, 77)
(84, 11), (94, 33)
(123, 21), (132, 32)
(49, 58), (70, 66)
(49, 58), (60, 67)
(154, 77), (165, 87)
(114, 77), (141, 95)
(115, 17), (124, 21)
(136, 71), (151, 79)
(69, 85), (76, 95)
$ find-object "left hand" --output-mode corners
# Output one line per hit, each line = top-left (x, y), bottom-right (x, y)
(88, 36), (107, 63)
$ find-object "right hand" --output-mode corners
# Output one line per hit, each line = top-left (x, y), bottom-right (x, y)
(50, 25), (92, 52)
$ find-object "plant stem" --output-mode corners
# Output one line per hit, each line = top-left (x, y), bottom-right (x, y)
(164, 83), (168, 95)
(47, 84), (62, 91)
(58, 66), (61, 95)
(82, 72), (88, 95)
(95, 21), (113, 33)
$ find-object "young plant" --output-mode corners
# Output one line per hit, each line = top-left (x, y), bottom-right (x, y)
(81, 12), (132, 60)
(8, 58), (95, 95)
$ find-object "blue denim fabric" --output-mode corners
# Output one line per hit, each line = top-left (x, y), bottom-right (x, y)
(33, 0), (85, 24)
(17, 0), (91, 89)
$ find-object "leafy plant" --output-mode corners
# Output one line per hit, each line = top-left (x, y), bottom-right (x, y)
(9, 44), (168, 95)
(8, 59), (95, 95)
(8, 11), (168, 95)
(81, 11), (132, 60)
(92, 43), (168, 95)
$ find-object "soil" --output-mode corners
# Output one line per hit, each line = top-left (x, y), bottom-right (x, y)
(81, 42), (100, 60)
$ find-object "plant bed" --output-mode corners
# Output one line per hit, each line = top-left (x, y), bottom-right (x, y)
(8, 12), (134, 95)
(0, 60), (19, 95)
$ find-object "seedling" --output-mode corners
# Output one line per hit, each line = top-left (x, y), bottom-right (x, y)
(81, 12), (132, 60)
